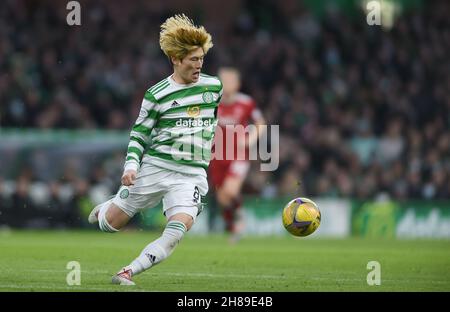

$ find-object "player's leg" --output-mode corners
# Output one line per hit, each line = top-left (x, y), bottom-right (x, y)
(109, 191), (164, 285)
(101, 203), (131, 231)
(217, 175), (245, 234)
(215, 161), (250, 240)
(207, 160), (225, 232)
(90, 164), (166, 234)
(207, 188), (220, 232)
(90, 192), (136, 233)
(113, 173), (206, 285)
(114, 210), (197, 285)
(208, 159), (234, 232)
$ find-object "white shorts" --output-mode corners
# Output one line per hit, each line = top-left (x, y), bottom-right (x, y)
(112, 162), (208, 222)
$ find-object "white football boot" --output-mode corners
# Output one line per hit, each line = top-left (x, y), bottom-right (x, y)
(112, 268), (135, 286)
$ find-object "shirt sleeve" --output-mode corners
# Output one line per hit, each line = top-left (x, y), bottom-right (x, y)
(124, 92), (159, 172)
(249, 99), (264, 123)
(251, 107), (264, 122)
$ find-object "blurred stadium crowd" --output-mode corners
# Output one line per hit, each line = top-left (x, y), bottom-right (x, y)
(0, 0), (449, 227)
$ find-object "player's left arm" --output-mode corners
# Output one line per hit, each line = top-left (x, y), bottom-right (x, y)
(122, 91), (159, 185)
(246, 108), (266, 148)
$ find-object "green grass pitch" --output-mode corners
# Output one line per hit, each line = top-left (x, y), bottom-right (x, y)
(0, 230), (449, 292)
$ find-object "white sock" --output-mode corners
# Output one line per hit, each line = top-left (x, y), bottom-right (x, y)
(127, 221), (187, 275)
(98, 201), (118, 233)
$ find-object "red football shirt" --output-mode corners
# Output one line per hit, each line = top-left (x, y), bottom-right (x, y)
(212, 92), (263, 161)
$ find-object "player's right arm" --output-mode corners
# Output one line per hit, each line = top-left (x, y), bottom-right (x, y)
(122, 90), (159, 185)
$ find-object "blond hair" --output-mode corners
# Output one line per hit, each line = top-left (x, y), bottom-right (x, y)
(159, 14), (213, 61)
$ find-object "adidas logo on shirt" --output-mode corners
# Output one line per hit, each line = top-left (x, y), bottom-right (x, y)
(171, 100), (180, 107)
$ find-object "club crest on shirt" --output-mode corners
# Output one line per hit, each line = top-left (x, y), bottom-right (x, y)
(202, 91), (214, 104)
(187, 106), (200, 117)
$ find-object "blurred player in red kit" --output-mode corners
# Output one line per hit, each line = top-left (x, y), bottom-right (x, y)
(208, 67), (266, 242)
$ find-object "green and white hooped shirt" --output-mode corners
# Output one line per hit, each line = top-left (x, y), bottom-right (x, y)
(124, 74), (223, 177)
